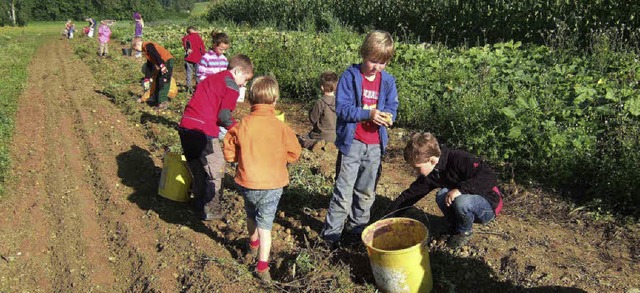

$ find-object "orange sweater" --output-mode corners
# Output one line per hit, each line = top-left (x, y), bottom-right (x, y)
(223, 104), (302, 189)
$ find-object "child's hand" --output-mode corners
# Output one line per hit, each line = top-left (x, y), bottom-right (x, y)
(143, 79), (151, 91)
(445, 189), (461, 207)
(160, 64), (168, 74)
(370, 109), (392, 127)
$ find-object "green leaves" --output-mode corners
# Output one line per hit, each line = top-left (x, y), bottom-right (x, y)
(625, 96), (640, 116)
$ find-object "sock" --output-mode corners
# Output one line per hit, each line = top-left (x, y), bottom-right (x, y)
(256, 260), (269, 272)
(249, 239), (260, 249)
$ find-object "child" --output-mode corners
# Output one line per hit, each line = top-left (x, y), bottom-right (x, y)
(321, 30), (398, 248)
(197, 32), (246, 138)
(178, 54), (254, 221)
(133, 12), (144, 57)
(132, 37), (175, 110)
(66, 20), (75, 39)
(98, 20), (111, 57)
(85, 17), (96, 38)
(181, 26), (206, 94)
(223, 75), (302, 283)
(298, 71), (339, 150)
(197, 32), (230, 81)
(387, 132), (504, 249)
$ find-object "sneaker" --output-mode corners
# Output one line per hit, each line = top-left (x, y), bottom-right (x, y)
(255, 268), (272, 284)
(244, 244), (258, 264)
(156, 102), (168, 111)
(448, 231), (472, 249)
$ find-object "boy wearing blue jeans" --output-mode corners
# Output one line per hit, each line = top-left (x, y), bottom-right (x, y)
(387, 132), (504, 249)
(321, 30), (399, 247)
(223, 76), (302, 283)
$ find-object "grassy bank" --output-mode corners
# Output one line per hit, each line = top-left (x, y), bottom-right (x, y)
(0, 22), (60, 196)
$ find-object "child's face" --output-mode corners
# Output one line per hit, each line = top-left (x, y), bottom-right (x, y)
(232, 68), (253, 87)
(361, 58), (387, 78)
(413, 156), (439, 177)
(215, 43), (230, 55)
(132, 41), (143, 52)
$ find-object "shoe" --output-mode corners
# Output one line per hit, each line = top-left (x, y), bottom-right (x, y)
(202, 212), (223, 221)
(156, 102), (168, 110)
(255, 268), (272, 284)
(448, 231), (472, 249)
(244, 243), (259, 264)
(341, 232), (362, 248)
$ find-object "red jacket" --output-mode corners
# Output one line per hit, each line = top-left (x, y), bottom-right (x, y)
(179, 70), (240, 137)
(181, 32), (206, 64)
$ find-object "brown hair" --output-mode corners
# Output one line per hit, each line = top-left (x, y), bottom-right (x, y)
(360, 30), (395, 64)
(186, 26), (196, 33)
(227, 54), (254, 74)
(319, 71), (339, 93)
(249, 76), (279, 105)
(403, 132), (441, 165)
(211, 32), (230, 47)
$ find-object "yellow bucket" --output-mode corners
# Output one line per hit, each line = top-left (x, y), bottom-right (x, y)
(361, 218), (433, 293)
(275, 110), (285, 122)
(158, 152), (192, 202)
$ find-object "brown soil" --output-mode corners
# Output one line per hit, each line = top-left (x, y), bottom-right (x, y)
(0, 39), (639, 292)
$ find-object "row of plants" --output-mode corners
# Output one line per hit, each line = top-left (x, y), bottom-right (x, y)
(206, 0), (640, 49)
(103, 20), (640, 216)
(0, 23), (61, 196)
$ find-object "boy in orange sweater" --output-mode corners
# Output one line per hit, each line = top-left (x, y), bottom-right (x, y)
(223, 76), (302, 283)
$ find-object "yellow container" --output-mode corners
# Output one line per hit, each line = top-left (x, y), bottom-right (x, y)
(361, 218), (433, 293)
(158, 152), (192, 202)
(275, 110), (285, 122)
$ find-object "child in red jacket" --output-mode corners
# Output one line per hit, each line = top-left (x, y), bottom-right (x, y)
(182, 26), (206, 94)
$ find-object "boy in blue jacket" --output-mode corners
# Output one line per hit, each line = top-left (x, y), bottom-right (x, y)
(321, 30), (399, 247)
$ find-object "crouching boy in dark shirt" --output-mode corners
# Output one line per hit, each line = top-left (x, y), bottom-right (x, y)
(387, 132), (503, 248)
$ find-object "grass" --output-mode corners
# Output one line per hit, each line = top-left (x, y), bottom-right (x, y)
(190, 2), (210, 17)
(0, 22), (60, 196)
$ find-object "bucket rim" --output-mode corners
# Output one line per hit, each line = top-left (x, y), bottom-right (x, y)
(361, 217), (428, 254)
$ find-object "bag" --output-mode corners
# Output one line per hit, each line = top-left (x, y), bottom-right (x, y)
(139, 75), (178, 102)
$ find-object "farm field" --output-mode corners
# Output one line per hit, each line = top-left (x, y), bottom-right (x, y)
(0, 18), (639, 293)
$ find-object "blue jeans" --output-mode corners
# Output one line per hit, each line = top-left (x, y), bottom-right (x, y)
(238, 186), (283, 230)
(322, 140), (381, 242)
(436, 188), (495, 234)
(185, 61), (199, 88)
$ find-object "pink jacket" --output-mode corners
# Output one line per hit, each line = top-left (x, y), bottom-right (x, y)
(98, 25), (111, 43)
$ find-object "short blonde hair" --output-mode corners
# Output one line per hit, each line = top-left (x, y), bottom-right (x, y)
(360, 30), (395, 64)
(249, 75), (279, 105)
(404, 132), (441, 165)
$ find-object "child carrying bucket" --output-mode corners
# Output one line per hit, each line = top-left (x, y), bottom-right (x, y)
(223, 76), (302, 283)
(386, 132), (504, 249)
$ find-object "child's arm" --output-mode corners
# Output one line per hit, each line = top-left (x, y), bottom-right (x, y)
(197, 55), (208, 81)
(217, 85), (240, 129)
(335, 73), (370, 123)
(308, 99), (322, 124)
(284, 126), (302, 163)
(222, 124), (239, 162)
(387, 176), (436, 216)
(382, 77), (400, 123)
(144, 43), (165, 69)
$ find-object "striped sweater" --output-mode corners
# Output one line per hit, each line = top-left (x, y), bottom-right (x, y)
(197, 50), (228, 81)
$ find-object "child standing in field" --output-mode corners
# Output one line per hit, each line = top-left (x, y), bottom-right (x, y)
(223, 76), (302, 283)
(132, 37), (175, 110)
(321, 30), (398, 248)
(133, 12), (144, 57)
(98, 20), (112, 57)
(198, 32), (246, 138)
(298, 71), (339, 150)
(386, 132), (503, 249)
(181, 26), (206, 94)
(85, 17), (96, 38)
(178, 54), (254, 221)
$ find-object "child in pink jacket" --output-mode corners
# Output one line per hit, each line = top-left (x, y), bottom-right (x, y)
(98, 20), (112, 57)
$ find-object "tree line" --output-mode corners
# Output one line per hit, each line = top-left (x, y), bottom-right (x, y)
(0, 0), (200, 26)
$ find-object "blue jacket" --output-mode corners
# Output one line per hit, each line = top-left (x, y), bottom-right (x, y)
(335, 64), (399, 155)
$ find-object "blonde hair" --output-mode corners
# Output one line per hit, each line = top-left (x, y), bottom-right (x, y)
(249, 75), (279, 105)
(404, 132), (441, 165)
(360, 30), (395, 64)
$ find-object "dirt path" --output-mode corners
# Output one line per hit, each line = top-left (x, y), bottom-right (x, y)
(1, 37), (639, 293)
(0, 39), (253, 292)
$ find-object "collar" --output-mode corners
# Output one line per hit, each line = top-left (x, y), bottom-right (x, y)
(250, 104), (276, 115)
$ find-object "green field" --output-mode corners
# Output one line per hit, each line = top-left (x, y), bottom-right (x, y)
(0, 22), (60, 196)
